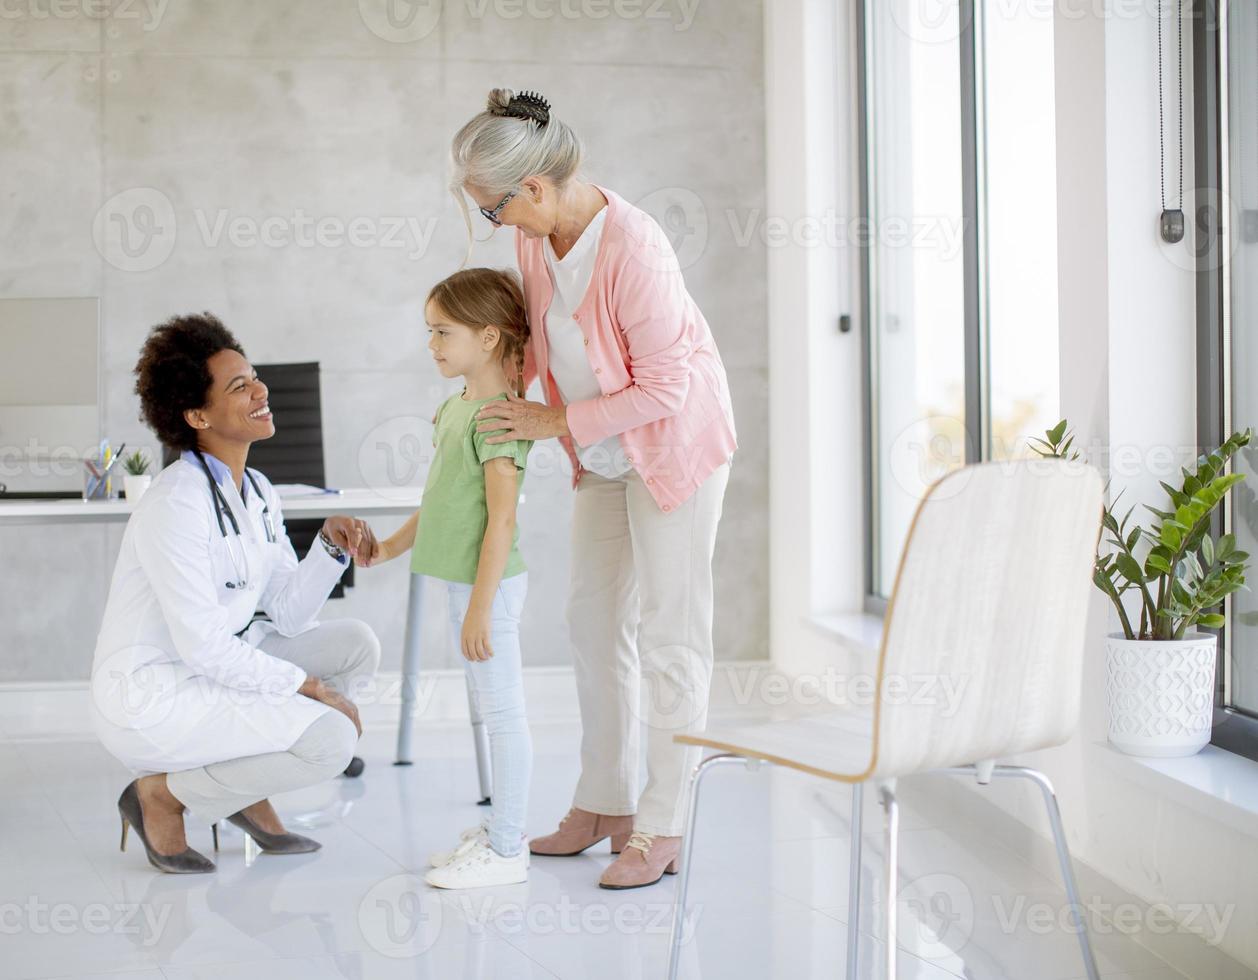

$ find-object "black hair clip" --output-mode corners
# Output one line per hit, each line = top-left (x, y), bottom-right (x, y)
(508, 90), (551, 127)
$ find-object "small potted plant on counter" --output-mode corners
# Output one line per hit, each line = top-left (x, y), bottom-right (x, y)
(1031, 421), (1252, 757)
(122, 450), (152, 503)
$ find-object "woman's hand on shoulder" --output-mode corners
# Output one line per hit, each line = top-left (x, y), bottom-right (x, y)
(475, 391), (570, 443)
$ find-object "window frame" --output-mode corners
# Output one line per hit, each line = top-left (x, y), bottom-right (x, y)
(858, 0), (987, 612)
(1198, 0), (1258, 763)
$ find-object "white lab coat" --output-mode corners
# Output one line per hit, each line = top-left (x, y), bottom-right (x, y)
(90, 457), (349, 775)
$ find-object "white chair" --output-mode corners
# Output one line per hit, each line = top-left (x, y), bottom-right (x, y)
(667, 458), (1105, 980)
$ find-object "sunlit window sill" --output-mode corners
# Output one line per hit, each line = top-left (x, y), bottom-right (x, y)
(1093, 741), (1258, 838)
(804, 612), (883, 656)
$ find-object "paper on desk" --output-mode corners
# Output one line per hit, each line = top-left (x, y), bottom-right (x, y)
(273, 483), (338, 498)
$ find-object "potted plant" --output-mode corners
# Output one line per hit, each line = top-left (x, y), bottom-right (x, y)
(122, 450), (152, 502)
(1031, 421), (1252, 757)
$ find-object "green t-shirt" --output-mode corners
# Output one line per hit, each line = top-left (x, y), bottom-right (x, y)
(410, 390), (532, 585)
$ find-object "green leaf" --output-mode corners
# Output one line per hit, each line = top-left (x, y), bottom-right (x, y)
(1047, 419), (1067, 444)
(1160, 481), (1187, 506)
(1198, 613), (1226, 629)
(1203, 535), (1215, 566)
(1145, 554), (1173, 576)
(1115, 553), (1145, 584)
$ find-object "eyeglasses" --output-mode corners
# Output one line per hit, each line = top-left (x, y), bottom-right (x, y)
(479, 190), (519, 227)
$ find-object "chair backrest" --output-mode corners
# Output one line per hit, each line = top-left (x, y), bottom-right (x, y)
(244, 362), (325, 484)
(870, 458), (1103, 779)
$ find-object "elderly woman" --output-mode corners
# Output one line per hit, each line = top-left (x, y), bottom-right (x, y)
(451, 89), (738, 889)
(91, 314), (380, 873)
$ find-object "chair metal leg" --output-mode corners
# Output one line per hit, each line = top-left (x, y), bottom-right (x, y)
(935, 764), (1101, 980)
(1003, 766), (1101, 980)
(466, 676), (493, 806)
(846, 781), (864, 980)
(667, 753), (753, 980)
(879, 782), (899, 980)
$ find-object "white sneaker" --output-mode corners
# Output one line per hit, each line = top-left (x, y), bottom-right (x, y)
(424, 837), (529, 889)
(428, 823), (487, 868)
(428, 825), (530, 869)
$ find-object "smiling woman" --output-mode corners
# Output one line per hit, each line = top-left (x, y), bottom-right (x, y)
(448, 88), (739, 890)
(89, 312), (385, 875)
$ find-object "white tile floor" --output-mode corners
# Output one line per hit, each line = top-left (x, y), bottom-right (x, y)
(0, 721), (1233, 980)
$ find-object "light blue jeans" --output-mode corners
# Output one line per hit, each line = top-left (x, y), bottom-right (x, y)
(445, 572), (531, 858)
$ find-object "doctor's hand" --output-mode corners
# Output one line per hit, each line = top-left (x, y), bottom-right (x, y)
(298, 676), (362, 737)
(321, 516), (377, 563)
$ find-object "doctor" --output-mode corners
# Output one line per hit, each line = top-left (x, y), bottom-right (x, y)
(92, 312), (381, 874)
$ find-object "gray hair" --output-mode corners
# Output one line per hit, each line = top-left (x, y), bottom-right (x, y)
(449, 88), (583, 253)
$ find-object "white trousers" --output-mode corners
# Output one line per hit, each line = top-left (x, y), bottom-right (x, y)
(568, 461), (730, 836)
(166, 619), (379, 824)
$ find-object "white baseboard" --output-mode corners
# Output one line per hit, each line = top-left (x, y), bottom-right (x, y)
(0, 660), (778, 742)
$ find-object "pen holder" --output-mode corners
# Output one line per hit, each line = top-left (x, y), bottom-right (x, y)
(83, 460), (112, 501)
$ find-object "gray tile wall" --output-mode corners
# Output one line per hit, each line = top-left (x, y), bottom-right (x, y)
(0, 0), (767, 679)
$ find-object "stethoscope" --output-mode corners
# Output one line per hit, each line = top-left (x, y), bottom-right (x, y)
(193, 450), (275, 591)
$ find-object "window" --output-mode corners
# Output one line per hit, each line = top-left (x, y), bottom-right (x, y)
(1204, 0), (1258, 762)
(858, 0), (1059, 606)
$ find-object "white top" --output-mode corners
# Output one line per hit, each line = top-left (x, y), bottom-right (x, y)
(543, 206), (630, 479)
(90, 455), (349, 775)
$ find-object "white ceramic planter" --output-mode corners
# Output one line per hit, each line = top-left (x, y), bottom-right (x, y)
(1105, 632), (1217, 758)
(124, 474), (152, 502)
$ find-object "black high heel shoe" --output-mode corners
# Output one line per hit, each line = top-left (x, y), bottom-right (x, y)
(118, 781), (215, 874)
(210, 809), (322, 855)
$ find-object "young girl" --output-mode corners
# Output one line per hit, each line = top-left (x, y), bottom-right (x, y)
(368, 267), (534, 888)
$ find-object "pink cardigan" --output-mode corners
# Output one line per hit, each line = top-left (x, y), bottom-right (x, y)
(517, 185), (738, 511)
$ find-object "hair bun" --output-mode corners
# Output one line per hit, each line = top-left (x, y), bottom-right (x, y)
(486, 87), (550, 127)
(486, 87), (515, 113)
